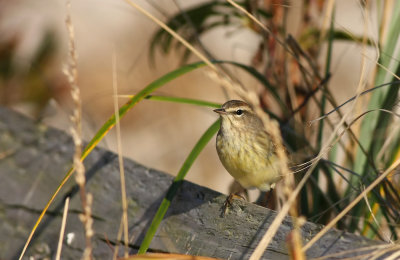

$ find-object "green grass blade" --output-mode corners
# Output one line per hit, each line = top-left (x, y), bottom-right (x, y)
(350, 5), (400, 236)
(141, 95), (221, 108)
(353, 2), (400, 180)
(134, 59), (288, 114)
(82, 62), (207, 157)
(138, 119), (220, 254)
(312, 6), (335, 217)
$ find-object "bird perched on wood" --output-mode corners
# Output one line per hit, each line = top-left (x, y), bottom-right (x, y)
(214, 100), (283, 194)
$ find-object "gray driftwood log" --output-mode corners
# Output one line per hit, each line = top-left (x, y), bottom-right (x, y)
(0, 107), (383, 259)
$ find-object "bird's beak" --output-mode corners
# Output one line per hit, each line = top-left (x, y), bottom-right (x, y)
(213, 108), (226, 114)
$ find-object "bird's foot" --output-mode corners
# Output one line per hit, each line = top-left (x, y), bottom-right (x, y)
(220, 193), (246, 217)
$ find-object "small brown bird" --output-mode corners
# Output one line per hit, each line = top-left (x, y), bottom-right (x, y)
(214, 100), (282, 192)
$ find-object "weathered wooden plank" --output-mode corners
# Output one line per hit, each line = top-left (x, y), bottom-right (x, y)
(0, 107), (383, 259)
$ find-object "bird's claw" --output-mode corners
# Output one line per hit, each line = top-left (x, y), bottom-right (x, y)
(220, 193), (246, 217)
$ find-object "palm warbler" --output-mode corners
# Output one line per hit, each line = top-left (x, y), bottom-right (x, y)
(214, 100), (282, 192)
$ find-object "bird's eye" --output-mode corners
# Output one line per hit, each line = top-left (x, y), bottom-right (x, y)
(235, 109), (243, 116)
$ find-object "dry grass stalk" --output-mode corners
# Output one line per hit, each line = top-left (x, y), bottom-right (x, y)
(64, 0), (93, 258)
(379, 0), (394, 47)
(55, 197), (70, 260)
(286, 221), (306, 260)
(112, 51), (130, 258)
(123, 0), (217, 72)
(362, 186), (393, 243)
(367, 244), (400, 260)
(310, 244), (390, 260)
(319, 0), (335, 40)
(113, 215), (126, 260)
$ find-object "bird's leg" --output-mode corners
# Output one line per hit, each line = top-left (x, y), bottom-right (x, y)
(265, 188), (274, 208)
(221, 182), (248, 217)
(256, 185), (275, 209)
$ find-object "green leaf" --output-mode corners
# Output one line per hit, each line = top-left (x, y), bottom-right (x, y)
(138, 119), (220, 253)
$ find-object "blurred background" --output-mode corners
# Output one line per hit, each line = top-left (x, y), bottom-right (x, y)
(0, 0), (383, 195)
(4, 0), (400, 242)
